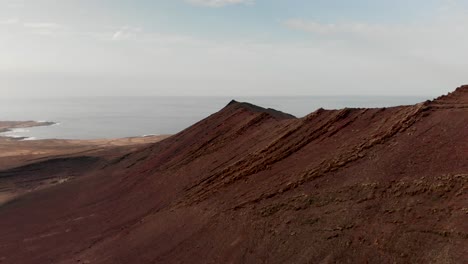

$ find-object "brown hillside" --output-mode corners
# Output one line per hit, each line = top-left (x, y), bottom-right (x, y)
(0, 86), (467, 264)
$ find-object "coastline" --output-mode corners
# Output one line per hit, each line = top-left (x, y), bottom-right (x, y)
(0, 122), (171, 205)
(0, 120), (171, 170)
(0, 121), (56, 140)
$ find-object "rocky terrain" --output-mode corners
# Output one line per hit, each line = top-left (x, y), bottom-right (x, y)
(0, 134), (169, 208)
(0, 86), (467, 263)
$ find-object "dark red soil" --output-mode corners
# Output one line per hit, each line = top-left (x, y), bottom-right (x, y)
(0, 86), (467, 264)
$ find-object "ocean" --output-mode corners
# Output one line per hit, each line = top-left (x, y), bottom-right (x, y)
(0, 96), (431, 140)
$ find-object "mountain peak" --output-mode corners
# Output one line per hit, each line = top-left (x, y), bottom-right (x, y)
(225, 100), (296, 119)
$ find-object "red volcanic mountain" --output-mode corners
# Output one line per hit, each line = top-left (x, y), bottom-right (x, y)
(0, 86), (467, 263)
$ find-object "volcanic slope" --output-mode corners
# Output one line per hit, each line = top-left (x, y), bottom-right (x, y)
(0, 86), (467, 264)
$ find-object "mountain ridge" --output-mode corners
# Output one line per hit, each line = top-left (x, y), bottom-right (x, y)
(0, 86), (466, 263)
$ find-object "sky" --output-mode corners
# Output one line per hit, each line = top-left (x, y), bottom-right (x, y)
(0, 0), (467, 97)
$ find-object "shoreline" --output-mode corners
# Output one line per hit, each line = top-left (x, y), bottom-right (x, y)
(0, 121), (56, 140)
(0, 120), (171, 170)
(0, 121), (168, 142)
(0, 124), (170, 205)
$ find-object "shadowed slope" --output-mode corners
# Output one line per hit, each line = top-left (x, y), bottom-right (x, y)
(0, 87), (467, 264)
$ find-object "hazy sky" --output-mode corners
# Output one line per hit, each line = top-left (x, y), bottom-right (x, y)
(1, 0), (467, 97)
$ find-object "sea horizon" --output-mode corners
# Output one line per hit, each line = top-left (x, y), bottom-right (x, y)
(0, 95), (430, 140)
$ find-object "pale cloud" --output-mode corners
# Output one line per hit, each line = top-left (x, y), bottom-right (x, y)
(4, 0), (24, 8)
(186, 0), (254, 7)
(23, 22), (64, 29)
(0, 19), (65, 35)
(0, 18), (19, 25)
(112, 26), (142, 41)
(23, 22), (65, 36)
(283, 16), (468, 66)
(284, 19), (384, 35)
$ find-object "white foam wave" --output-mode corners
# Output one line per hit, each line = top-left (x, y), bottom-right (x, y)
(3, 134), (25, 138)
(8, 128), (30, 133)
